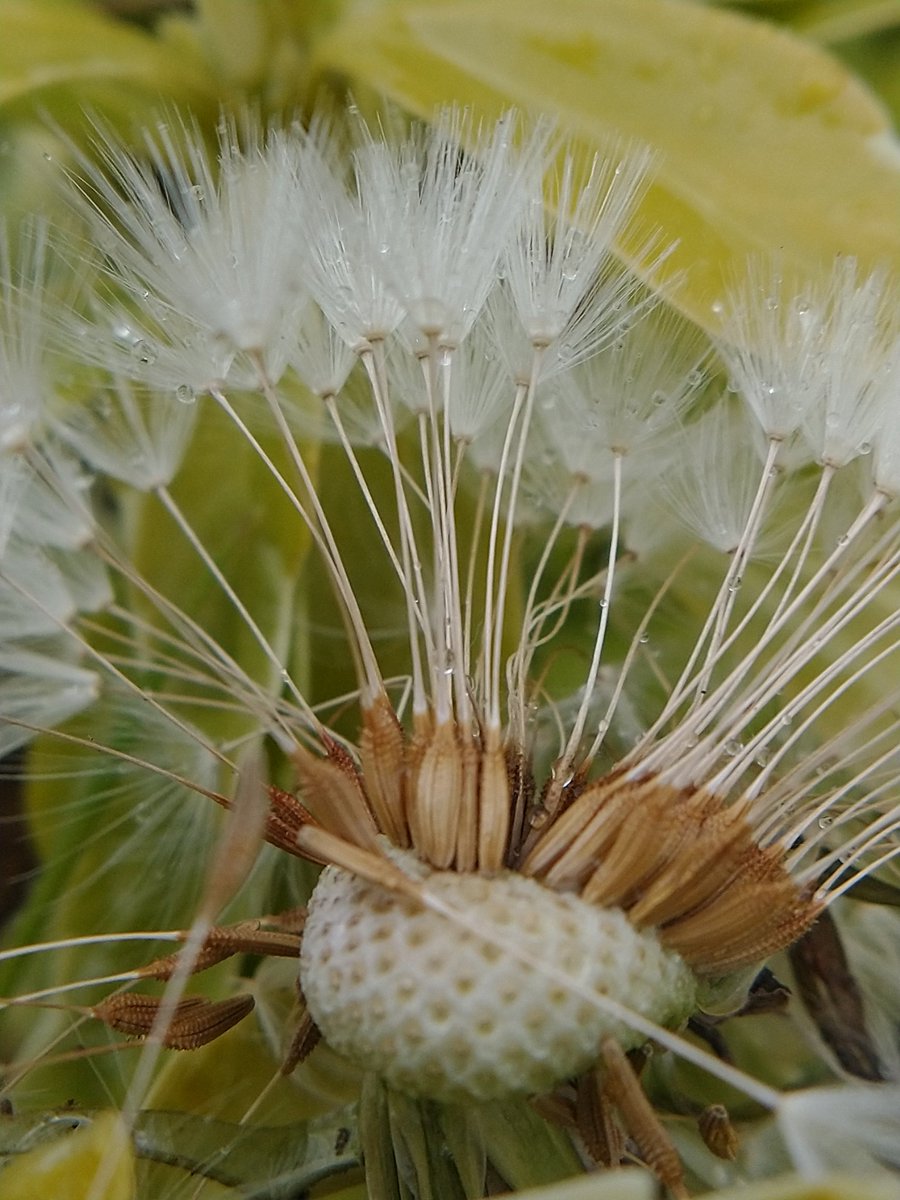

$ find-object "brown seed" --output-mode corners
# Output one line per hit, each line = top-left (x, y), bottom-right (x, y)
(575, 1066), (624, 1167)
(281, 1009), (321, 1076)
(407, 720), (463, 868)
(93, 992), (254, 1049)
(454, 732), (480, 872)
(292, 742), (381, 852)
(139, 919), (302, 980)
(698, 1104), (739, 1161)
(266, 785), (319, 858)
(600, 1036), (688, 1200)
(359, 691), (409, 848)
(478, 735), (511, 872)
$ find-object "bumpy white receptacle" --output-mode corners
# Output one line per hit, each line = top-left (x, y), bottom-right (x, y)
(300, 861), (697, 1101)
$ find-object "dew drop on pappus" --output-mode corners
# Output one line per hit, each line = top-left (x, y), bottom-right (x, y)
(131, 340), (158, 365)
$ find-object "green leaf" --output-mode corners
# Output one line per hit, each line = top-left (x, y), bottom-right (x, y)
(359, 1075), (403, 1200)
(133, 1106), (360, 1196)
(469, 1098), (582, 1189)
(314, 0), (900, 330)
(386, 1092), (468, 1200)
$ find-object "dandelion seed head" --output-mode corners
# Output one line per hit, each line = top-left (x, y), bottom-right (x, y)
(1, 105), (899, 1186)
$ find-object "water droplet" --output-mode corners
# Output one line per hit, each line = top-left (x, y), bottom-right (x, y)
(638, 632), (650, 644)
(755, 747), (771, 766)
(817, 815), (833, 830)
(711, 299), (725, 316)
(723, 738), (742, 757)
(175, 384), (195, 405)
(857, 440), (872, 456)
(131, 340), (158, 365)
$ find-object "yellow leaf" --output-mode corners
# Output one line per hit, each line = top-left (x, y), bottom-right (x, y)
(696, 1174), (900, 1200)
(146, 1015), (354, 1125)
(0, 1111), (135, 1200)
(315, 0), (900, 330)
(509, 1169), (654, 1199)
(789, 0), (900, 45)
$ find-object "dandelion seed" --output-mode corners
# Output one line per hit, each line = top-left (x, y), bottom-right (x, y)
(64, 113), (310, 383)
